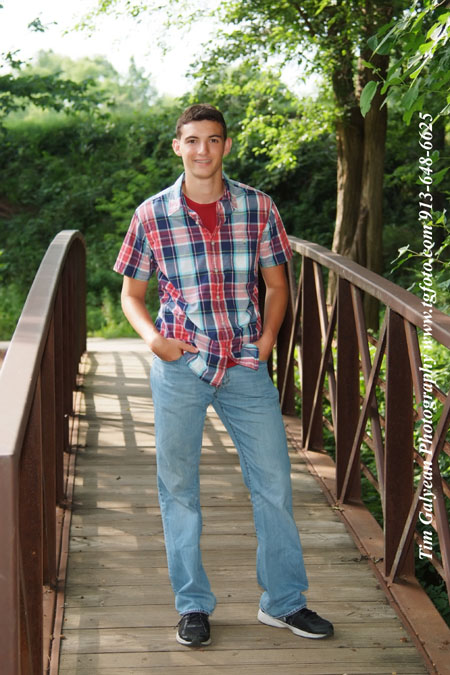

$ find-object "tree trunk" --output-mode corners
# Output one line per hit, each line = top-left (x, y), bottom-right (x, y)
(328, 62), (364, 304)
(332, 109), (365, 260)
(329, 2), (392, 329)
(352, 52), (390, 328)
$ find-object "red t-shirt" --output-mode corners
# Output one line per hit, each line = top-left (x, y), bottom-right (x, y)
(184, 195), (217, 234)
(184, 194), (237, 368)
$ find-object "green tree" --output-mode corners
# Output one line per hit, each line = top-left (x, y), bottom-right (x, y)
(186, 64), (334, 192)
(85, 0), (408, 326)
(0, 94), (187, 338)
(0, 58), (338, 339)
(362, 0), (449, 315)
(0, 50), (104, 120)
(0, 7), (105, 123)
(182, 64), (337, 245)
(360, 0), (450, 123)
(28, 50), (157, 112)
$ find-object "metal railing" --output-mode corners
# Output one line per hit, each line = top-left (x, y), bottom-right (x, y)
(0, 231), (86, 675)
(276, 236), (450, 672)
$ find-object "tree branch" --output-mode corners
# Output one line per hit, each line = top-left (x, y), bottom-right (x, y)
(289, 1), (318, 36)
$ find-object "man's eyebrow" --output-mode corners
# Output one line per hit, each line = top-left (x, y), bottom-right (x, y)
(184, 134), (223, 140)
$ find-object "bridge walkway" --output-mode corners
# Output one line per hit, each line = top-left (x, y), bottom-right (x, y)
(58, 339), (428, 674)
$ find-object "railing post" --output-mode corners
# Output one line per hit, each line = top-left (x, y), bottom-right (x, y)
(301, 257), (323, 450)
(277, 263), (296, 415)
(68, 250), (78, 390)
(62, 266), (71, 449)
(19, 380), (43, 675)
(54, 284), (65, 505)
(76, 239), (87, 359)
(0, 458), (20, 675)
(41, 317), (57, 589)
(384, 309), (414, 578)
(336, 278), (361, 502)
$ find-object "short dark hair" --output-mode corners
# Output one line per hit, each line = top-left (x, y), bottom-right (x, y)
(175, 103), (227, 140)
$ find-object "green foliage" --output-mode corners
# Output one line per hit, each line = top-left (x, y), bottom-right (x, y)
(0, 56), (338, 341)
(417, 553), (450, 624)
(0, 281), (27, 339)
(360, 80), (379, 116)
(0, 51), (105, 120)
(389, 210), (449, 315)
(24, 51), (157, 113)
(86, 0), (407, 111)
(362, 0), (450, 122)
(2, 50), (443, 341)
(0, 105), (181, 338)
(379, 87), (449, 299)
(183, 65), (337, 242)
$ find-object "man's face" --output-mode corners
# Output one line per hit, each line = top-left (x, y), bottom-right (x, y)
(172, 120), (232, 182)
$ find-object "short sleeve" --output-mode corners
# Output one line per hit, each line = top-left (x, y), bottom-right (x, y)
(113, 211), (156, 280)
(259, 200), (293, 267)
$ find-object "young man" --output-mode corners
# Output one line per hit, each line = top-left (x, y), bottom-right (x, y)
(114, 103), (333, 647)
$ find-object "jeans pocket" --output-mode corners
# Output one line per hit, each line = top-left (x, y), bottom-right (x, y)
(153, 353), (184, 364)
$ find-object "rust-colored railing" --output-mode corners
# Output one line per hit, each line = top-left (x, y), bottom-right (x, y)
(276, 237), (450, 672)
(0, 231), (86, 675)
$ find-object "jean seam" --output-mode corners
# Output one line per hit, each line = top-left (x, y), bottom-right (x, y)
(151, 359), (215, 615)
(266, 602), (307, 619)
(181, 609), (210, 617)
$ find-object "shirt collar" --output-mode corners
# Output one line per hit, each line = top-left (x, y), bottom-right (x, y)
(168, 172), (238, 216)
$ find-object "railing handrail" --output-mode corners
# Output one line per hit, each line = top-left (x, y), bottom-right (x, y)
(289, 237), (450, 348)
(0, 230), (86, 675)
(0, 230), (85, 460)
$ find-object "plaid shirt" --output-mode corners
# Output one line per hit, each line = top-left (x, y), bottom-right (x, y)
(114, 173), (292, 386)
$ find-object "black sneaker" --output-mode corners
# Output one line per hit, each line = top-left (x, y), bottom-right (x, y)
(176, 612), (211, 647)
(258, 607), (333, 639)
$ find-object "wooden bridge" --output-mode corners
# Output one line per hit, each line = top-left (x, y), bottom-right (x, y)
(0, 231), (449, 674)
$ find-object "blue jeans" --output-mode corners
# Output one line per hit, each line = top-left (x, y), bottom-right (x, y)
(150, 356), (309, 617)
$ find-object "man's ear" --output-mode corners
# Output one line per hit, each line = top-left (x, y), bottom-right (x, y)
(172, 138), (182, 156)
(224, 137), (232, 157)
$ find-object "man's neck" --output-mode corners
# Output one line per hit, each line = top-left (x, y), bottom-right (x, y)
(183, 175), (224, 204)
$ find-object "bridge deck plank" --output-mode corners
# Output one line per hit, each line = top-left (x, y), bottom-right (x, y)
(58, 342), (427, 674)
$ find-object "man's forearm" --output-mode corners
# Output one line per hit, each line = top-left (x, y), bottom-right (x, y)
(121, 294), (159, 346)
(257, 285), (288, 359)
(262, 285), (288, 343)
(121, 285), (198, 361)
(255, 264), (289, 360)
